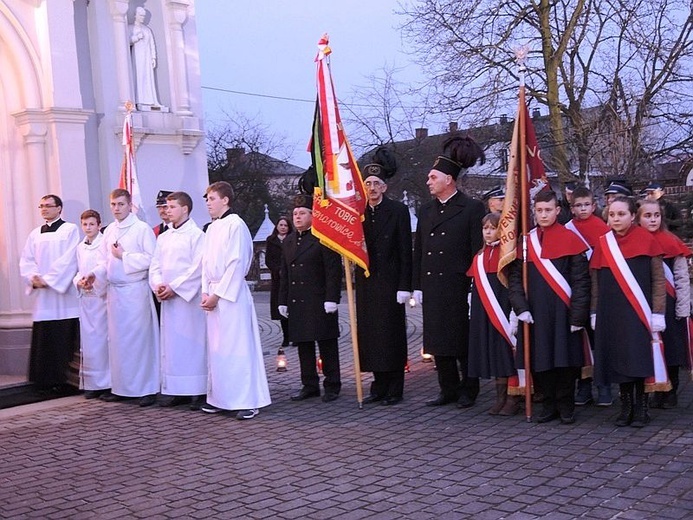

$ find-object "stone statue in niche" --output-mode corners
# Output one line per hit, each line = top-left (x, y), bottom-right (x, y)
(130, 7), (161, 108)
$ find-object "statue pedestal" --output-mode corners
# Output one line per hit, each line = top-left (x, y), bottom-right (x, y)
(137, 104), (170, 113)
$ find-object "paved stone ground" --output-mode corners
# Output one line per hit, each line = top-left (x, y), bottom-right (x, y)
(1, 292), (692, 519)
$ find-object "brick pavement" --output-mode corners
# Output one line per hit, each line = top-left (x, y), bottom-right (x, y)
(1, 292), (692, 519)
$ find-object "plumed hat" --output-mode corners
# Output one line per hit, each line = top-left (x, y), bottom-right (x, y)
(361, 147), (397, 181)
(431, 135), (486, 180)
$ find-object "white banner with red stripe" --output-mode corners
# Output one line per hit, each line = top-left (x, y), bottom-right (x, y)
(527, 229), (572, 306)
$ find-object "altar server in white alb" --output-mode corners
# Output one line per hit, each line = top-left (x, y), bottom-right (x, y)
(149, 191), (207, 410)
(87, 189), (159, 407)
(19, 194), (80, 395)
(200, 181), (271, 420)
(73, 209), (110, 399)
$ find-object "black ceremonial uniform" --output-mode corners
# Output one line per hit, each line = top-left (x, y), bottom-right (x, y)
(279, 228), (342, 395)
(355, 196), (412, 400)
(413, 190), (485, 401)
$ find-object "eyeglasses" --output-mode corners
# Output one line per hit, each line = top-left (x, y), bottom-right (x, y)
(571, 203), (593, 209)
(365, 180), (384, 187)
(38, 204), (58, 209)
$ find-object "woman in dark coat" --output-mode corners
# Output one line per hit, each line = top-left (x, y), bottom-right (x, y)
(265, 216), (293, 346)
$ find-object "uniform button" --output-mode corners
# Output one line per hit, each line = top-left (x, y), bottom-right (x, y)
(291, 263), (295, 267)
(291, 281), (295, 285)
(292, 299), (296, 303)
(439, 251), (443, 254)
(441, 232), (446, 236)
(426, 271), (431, 275)
(430, 232), (434, 236)
(440, 210), (444, 214)
(427, 252), (432, 256)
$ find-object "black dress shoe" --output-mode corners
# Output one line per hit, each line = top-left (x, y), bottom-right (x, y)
(322, 393), (339, 403)
(84, 390), (106, 400)
(99, 391), (124, 402)
(189, 395), (206, 411)
(560, 414), (576, 425)
(382, 396), (402, 406)
(426, 394), (457, 406)
(159, 395), (189, 407)
(456, 394), (476, 409)
(536, 410), (559, 423)
(290, 388), (321, 401)
(362, 394), (384, 404)
(139, 394), (157, 407)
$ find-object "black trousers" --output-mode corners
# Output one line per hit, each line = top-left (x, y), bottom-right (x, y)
(534, 367), (579, 416)
(297, 339), (341, 394)
(370, 370), (405, 399)
(434, 355), (480, 399)
(30, 318), (80, 387)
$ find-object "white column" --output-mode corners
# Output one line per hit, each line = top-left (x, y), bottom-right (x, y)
(165, 0), (192, 116)
(109, 0), (134, 109)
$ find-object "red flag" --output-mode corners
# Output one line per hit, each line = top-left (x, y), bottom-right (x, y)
(497, 90), (548, 285)
(118, 106), (143, 213)
(309, 34), (369, 274)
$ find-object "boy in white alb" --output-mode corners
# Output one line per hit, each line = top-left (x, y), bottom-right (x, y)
(149, 191), (207, 410)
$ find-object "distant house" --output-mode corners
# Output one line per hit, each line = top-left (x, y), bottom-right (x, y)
(215, 147), (304, 234)
(358, 112), (557, 212)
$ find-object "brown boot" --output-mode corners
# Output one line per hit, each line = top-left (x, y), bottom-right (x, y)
(499, 395), (520, 416)
(488, 379), (508, 415)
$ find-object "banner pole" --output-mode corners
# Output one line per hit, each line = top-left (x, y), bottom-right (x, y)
(343, 258), (364, 408)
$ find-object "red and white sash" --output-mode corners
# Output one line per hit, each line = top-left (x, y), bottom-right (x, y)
(527, 229), (571, 307)
(470, 253), (516, 348)
(599, 232), (670, 391)
(565, 220), (594, 260)
(528, 229), (593, 377)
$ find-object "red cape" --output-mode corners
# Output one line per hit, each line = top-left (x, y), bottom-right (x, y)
(590, 225), (665, 268)
(569, 215), (609, 247)
(467, 243), (500, 276)
(536, 222), (589, 260)
(651, 229), (692, 259)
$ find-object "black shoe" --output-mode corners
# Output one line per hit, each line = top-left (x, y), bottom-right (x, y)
(560, 414), (576, 425)
(426, 394), (456, 406)
(382, 396), (402, 406)
(139, 394), (157, 407)
(456, 394), (476, 409)
(322, 393), (339, 403)
(362, 394), (384, 404)
(536, 410), (559, 423)
(159, 395), (189, 408)
(99, 391), (123, 402)
(84, 389), (106, 400)
(189, 395), (206, 411)
(290, 388), (320, 401)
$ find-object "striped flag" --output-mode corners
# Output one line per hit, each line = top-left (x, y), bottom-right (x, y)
(497, 91), (548, 286)
(118, 105), (143, 213)
(309, 34), (369, 275)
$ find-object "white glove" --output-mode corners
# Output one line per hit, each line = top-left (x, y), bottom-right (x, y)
(509, 311), (518, 337)
(396, 291), (410, 305)
(590, 314), (596, 330)
(517, 311), (534, 324)
(278, 305), (288, 318)
(570, 325), (584, 333)
(651, 313), (666, 332)
(412, 290), (423, 306)
(324, 301), (338, 314)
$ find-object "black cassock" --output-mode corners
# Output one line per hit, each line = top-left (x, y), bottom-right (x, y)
(355, 197), (412, 372)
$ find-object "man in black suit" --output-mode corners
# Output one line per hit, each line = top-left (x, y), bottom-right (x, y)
(412, 136), (486, 408)
(279, 195), (343, 403)
(356, 149), (412, 406)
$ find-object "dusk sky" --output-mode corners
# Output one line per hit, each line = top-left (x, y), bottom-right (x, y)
(196, 1), (426, 167)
